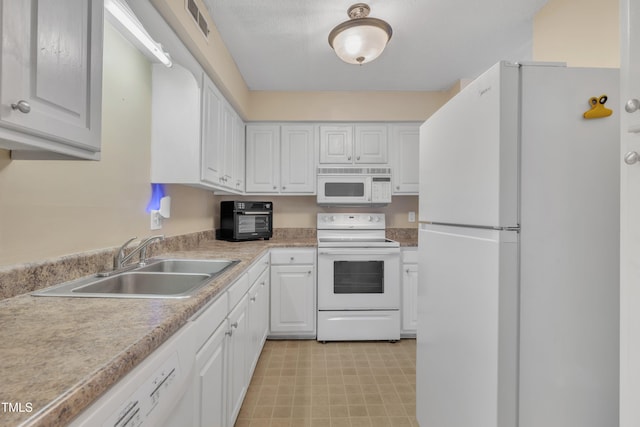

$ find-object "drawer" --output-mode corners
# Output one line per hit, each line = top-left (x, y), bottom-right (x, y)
(402, 248), (418, 264)
(227, 272), (250, 310)
(270, 248), (316, 265)
(191, 292), (228, 349)
(248, 252), (270, 284)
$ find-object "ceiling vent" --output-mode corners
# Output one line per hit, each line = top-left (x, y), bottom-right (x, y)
(186, 0), (210, 39)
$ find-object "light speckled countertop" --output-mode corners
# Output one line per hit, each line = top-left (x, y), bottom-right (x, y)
(0, 232), (417, 427)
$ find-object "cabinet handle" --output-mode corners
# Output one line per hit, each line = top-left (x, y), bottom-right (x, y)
(396, 186), (400, 190)
(260, 281), (265, 286)
(348, 156), (352, 160)
(406, 268), (410, 274)
(225, 330), (233, 337)
(282, 186), (286, 190)
(231, 322), (238, 329)
(308, 270), (312, 275)
(273, 185), (277, 190)
(250, 296), (256, 302)
(11, 100), (31, 114)
(357, 156), (361, 160)
(290, 256), (295, 261)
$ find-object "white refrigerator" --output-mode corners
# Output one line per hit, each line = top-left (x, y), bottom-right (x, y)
(417, 61), (620, 427)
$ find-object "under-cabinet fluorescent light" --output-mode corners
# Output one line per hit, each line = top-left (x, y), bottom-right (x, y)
(105, 0), (172, 67)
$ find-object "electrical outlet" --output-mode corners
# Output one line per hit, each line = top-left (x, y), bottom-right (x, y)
(408, 211), (416, 223)
(150, 210), (162, 230)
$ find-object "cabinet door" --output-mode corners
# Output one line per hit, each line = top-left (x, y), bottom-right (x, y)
(402, 264), (419, 333)
(270, 265), (316, 334)
(391, 124), (420, 194)
(248, 269), (270, 377)
(246, 125), (280, 192)
(0, 0), (102, 157)
(355, 124), (388, 164)
(281, 125), (316, 193)
(194, 322), (227, 427)
(220, 103), (236, 188)
(234, 116), (245, 192)
(227, 295), (249, 426)
(201, 74), (223, 184)
(319, 125), (353, 164)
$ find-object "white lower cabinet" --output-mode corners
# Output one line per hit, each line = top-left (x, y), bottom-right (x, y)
(248, 269), (270, 376)
(227, 294), (250, 425)
(270, 248), (317, 338)
(192, 253), (270, 427)
(194, 318), (227, 427)
(401, 248), (418, 336)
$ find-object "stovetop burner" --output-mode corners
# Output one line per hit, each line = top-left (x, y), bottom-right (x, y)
(316, 213), (399, 248)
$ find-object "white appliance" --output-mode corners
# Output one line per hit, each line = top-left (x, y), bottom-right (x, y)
(317, 213), (401, 341)
(417, 61), (619, 427)
(70, 323), (196, 427)
(317, 167), (392, 206)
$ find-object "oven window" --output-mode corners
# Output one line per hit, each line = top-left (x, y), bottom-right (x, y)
(334, 261), (384, 293)
(325, 182), (365, 197)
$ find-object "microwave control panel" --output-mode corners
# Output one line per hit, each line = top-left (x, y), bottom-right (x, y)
(371, 177), (392, 203)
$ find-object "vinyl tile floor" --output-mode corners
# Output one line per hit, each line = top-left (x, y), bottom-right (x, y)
(234, 339), (418, 427)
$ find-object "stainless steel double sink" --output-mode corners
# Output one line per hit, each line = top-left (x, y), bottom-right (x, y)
(32, 259), (239, 299)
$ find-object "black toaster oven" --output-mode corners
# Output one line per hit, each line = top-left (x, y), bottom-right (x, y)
(219, 201), (273, 241)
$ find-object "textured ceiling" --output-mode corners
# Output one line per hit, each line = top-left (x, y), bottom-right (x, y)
(202, 0), (548, 92)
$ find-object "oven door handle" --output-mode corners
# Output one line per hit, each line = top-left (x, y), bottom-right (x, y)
(238, 211), (269, 215)
(318, 249), (400, 256)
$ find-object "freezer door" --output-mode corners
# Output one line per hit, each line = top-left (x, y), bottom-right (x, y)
(419, 61), (519, 228)
(416, 224), (518, 427)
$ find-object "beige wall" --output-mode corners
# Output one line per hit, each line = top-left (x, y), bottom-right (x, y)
(248, 91), (449, 122)
(0, 24), (214, 266)
(533, 0), (619, 67)
(214, 195), (420, 230)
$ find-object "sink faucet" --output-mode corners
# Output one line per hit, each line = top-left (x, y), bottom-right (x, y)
(114, 235), (165, 269)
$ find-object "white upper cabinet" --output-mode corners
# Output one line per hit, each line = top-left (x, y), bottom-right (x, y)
(246, 125), (280, 192)
(355, 124), (388, 164)
(0, 0), (103, 160)
(246, 124), (316, 194)
(319, 124), (388, 165)
(390, 124), (420, 194)
(319, 125), (353, 164)
(201, 73), (224, 185)
(202, 73), (245, 192)
(151, 63), (202, 185)
(280, 125), (316, 193)
(151, 65), (244, 193)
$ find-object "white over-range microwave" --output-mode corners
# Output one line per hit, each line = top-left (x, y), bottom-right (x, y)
(316, 167), (392, 206)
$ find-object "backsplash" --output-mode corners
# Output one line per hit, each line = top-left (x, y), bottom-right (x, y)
(0, 230), (215, 300)
(0, 227), (417, 301)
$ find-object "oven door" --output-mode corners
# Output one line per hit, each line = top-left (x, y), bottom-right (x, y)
(317, 176), (371, 205)
(317, 248), (400, 310)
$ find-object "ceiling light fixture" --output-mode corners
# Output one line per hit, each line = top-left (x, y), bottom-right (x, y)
(328, 3), (392, 65)
(105, 0), (172, 67)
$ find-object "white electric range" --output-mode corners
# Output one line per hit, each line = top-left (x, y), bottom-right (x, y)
(316, 213), (401, 342)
